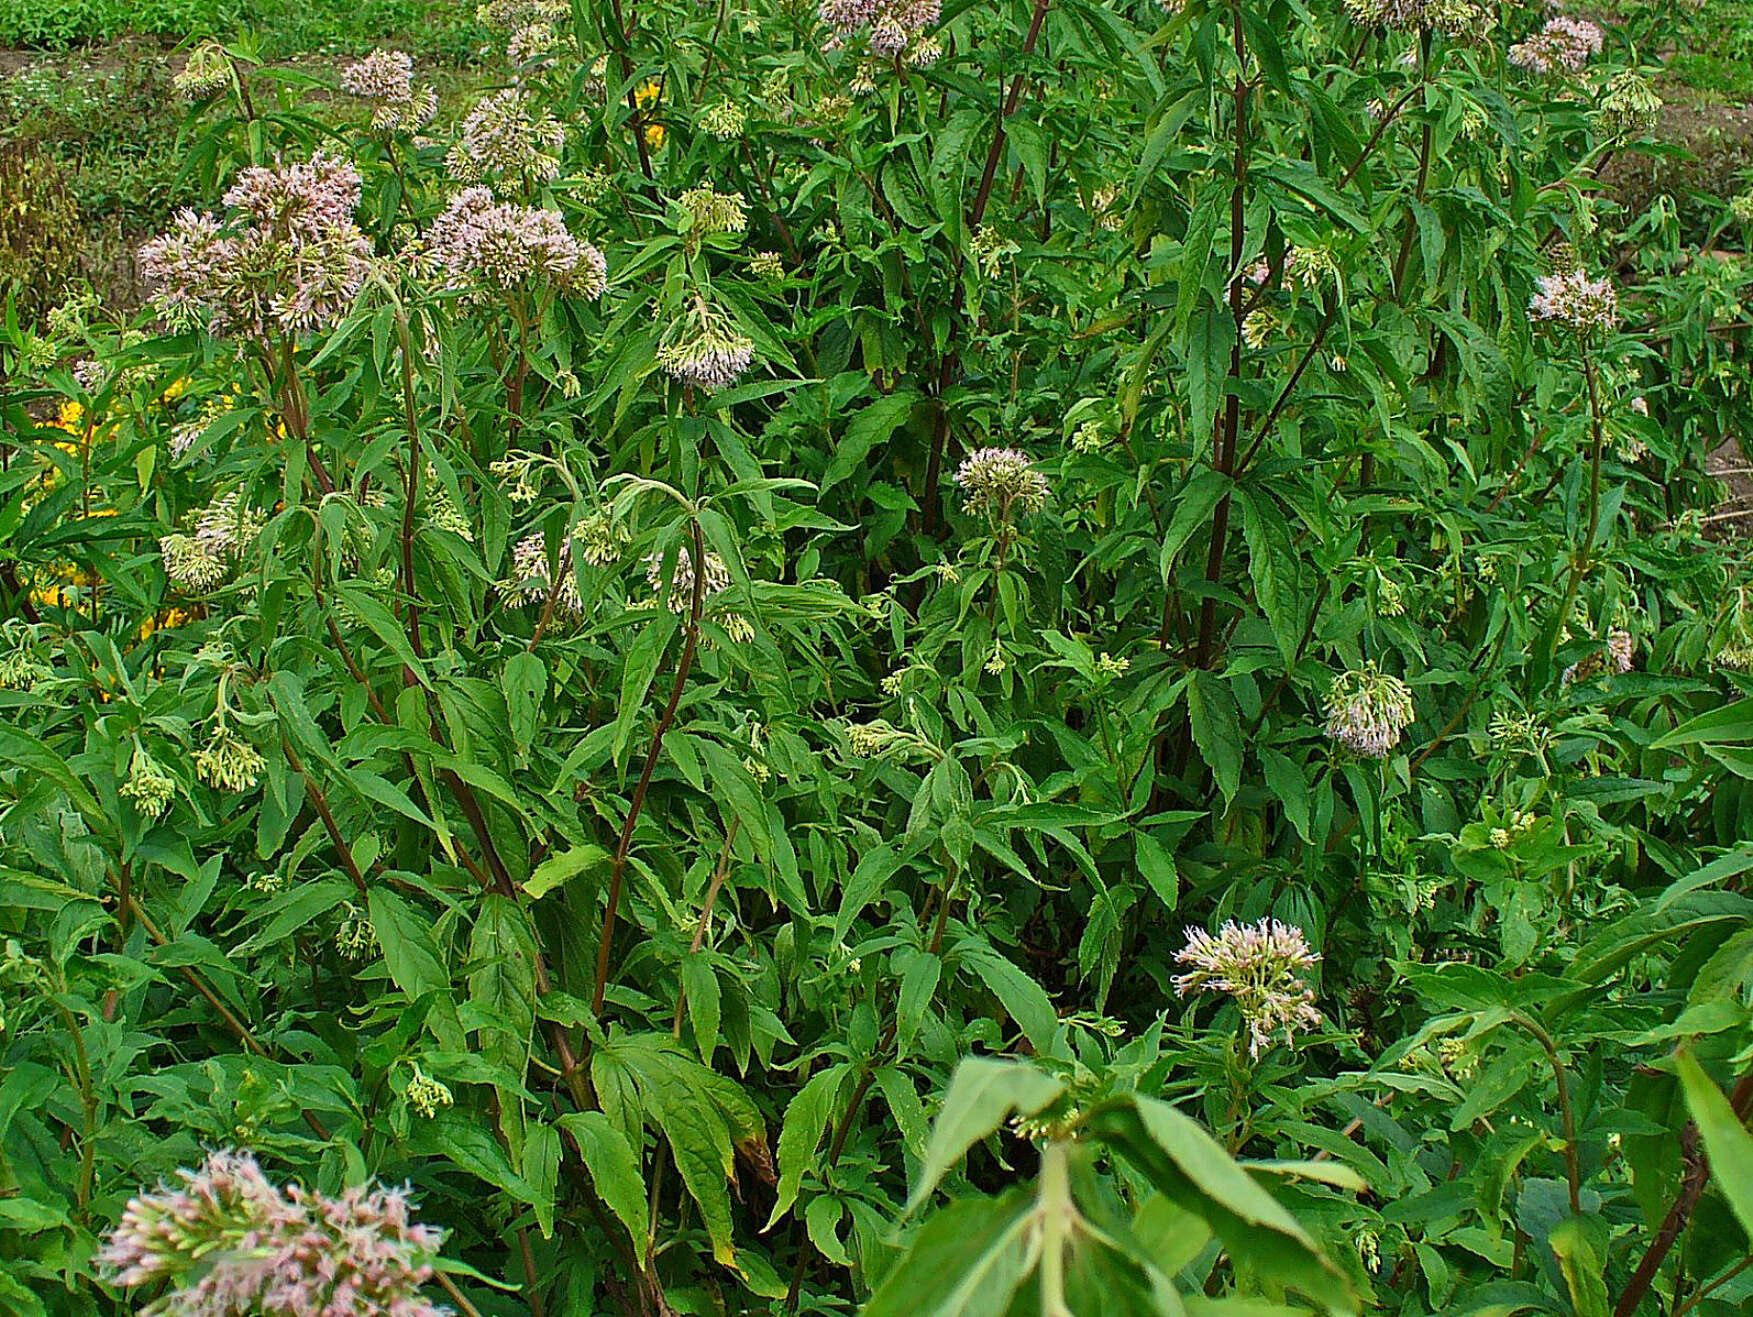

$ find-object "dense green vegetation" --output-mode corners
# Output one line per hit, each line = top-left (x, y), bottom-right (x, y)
(0, 0), (484, 58)
(3, 0), (1753, 1314)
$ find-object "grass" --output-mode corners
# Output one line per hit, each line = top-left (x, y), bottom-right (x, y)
(0, 1), (487, 313)
(1638, 0), (1753, 99)
(0, 0), (485, 61)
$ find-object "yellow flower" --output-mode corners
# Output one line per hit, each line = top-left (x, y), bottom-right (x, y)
(644, 123), (667, 151)
(56, 400), (86, 432)
(160, 377), (190, 404)
(50, 561), (100, 588)
(30, 585), (72, 610)
(137, 607), (193, 640)
(635, 78), (662, 110)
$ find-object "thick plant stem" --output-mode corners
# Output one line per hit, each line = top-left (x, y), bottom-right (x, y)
(1235, 294), (1337, 475)
(591, 520), (707, 1014)
(1614, 1070), (1753, 1317)
(603, 0), (657, 183)
(527, 542), (575, 653)
(1511, 1011), (1581, 1215)
(1389, 29), (1437, 302)
(51, 994), (97, 1217)
(1037, 1140), (1075, 1317)
(281, 738), (370, 898)
(395, 312), (426, 662)
(276, 339), (335, 495)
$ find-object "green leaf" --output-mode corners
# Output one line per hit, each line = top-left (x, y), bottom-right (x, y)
(468, 894), (536, 1070)
(367, 888), (448, 1002)
(1546, 1216), (1610, 1317)
(834, 845), (908, 942)
(1135, 832), (1179, 910)
(865, 1189), (1035, 1317)
(524, 1122), (561, 1238)
(1676, 1048), (1753, 1244)
(896, 949), (942, 1058)
(558, 1110), (649, 1249)
(768, 1064), (849, 1227)
(1650, 698), (1753, 750)
(1187, 304), (1235, 451)
(1187, 671), (1243, 804)
(822, 390), (919, 492)
(503, 652), (546, 757)
(409, 1109), (535, 1203)
(647, 1070), (741, 1269)
(335, 582), (429, 687)
(681, 953), (721, 1063)
(906, 1059), (1067, 1213)
(955, 939), (1060, 1056)
(1238, 490), (1302, 662)
(1092, 1095), (1356, 1314)
(1167, 475), (1229, 590)
(524, 843), (610, 900)
(1259, 748), (1311, 843)
(1658, 844), (1753, 911)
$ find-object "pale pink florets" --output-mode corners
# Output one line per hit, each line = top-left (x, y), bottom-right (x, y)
(1509, 16), (1602, 73)
(425, 188), (608, 298)
(340, 50), (438, 133)
(954, 447), (1051, 521)
(1529, 269), (1618, 332)
(1563, 628), (1635, 685)
(1175, 919), (1323, 1058)
(508, 530), (582, 615)
(222, 151), (363, 238)
(97, 1150), (448, 1316)
(820, 0), (940, 60)
(1322, 664), (1415, 758)
(446, 88), (564, 185)
(139, 152), (371, 341)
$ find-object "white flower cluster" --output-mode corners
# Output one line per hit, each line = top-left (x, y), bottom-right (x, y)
(425, 188), (608, 299)
(1174, 919), (1323, 1058)
(645, 546), (731, 612)
(508, 530), (582, 617)
(1530, 269), (1618, 332)
(954, 447), (1050, 523)
(160, 489), (265, 592)
(657, 300), (756, 392)
(1510, 17), (1603, 73)
(446, 89), (565, 186)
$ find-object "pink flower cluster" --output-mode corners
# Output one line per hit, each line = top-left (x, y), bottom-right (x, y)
(140, 152), (371, 341)
(1562, 628), (1635, 685)
(340, 50), (437, 133)
(425, 188), (608, 298)
(446, 88), (564, 185)
(1174, 919), (1323, 1058)
(1509, 16), (1603, 73)
(819, 0), (942, 60)
(509, 530), (582, 616)
(1322, 664), (1415, 758)
(97, 1149), (448, 1316)
(1529, 269), (1618, 332)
